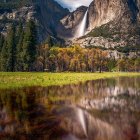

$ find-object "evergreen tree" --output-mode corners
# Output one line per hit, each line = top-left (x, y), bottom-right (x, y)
(0, 33), (4, 71)
(15, 21), (23, 45)
(1, 40), (8, 71)
(0, 33), (4, 52)
(22, 20), (37, 71)
(15, 22), (24, 71)
(46, 36), (54, 48)
(6, 24), (16, 71)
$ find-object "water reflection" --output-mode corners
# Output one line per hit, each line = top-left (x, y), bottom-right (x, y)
(0, 77), (140, 140)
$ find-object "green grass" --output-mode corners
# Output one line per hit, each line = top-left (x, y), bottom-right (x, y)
(0, 72), (140, 89)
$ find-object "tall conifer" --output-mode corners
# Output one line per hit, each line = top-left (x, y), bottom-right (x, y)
(1, 40), (8, 71)
(15, 22), (24, 71)
(6, 24), (16, 72)
(0, 33), (5, 71)
(22, 20), (37, 71)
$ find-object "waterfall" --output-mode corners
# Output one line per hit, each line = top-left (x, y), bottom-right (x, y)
(76, 9), (88, 38)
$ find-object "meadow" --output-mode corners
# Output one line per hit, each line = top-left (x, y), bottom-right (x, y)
(0, 72), (140, 89)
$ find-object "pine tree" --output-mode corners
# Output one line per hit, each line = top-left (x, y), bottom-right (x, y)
(15, 22), (24, 71)
(6, 24), (16, 72)
(1, 40), (8, 71)
(22, 20), (37, 71)
(46, 36), (54, 48)
(0, 33), (4, 52)
(0, 33), (5, 71)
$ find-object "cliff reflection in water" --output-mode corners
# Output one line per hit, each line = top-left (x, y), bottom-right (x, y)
(0, 77), (140, 140)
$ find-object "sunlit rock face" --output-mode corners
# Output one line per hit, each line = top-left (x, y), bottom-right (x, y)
(87, 0), (140, 32)
(87, 0), (123, 30)
(60, 0), (140, 39)
(72, 0), (140, 54)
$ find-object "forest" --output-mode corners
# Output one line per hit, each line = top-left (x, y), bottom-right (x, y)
(0, 0), (32, 9)
(0, 21), (140, 72)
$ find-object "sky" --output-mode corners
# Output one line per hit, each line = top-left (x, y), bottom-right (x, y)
(54, 0), (93, 11)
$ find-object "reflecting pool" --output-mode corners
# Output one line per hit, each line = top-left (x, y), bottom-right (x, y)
(0, 76), (140, 140)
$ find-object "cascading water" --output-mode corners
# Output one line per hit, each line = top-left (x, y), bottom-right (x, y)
(76, 9), (88, 38)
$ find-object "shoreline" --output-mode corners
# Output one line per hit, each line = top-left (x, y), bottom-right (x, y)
(0, 72), (140, 89)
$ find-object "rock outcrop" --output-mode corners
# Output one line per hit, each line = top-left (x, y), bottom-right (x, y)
(57, 6), (88, 39)
(0, 0), (69, 42)
(68, 0), (140, 52)
(1, 0), (140, 51)
(87, 0), (140, 32)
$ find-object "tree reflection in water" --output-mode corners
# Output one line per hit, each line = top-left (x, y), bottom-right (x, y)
(0, 76), (140, 140)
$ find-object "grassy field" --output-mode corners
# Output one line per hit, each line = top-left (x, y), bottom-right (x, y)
(0, 72), (140, 89)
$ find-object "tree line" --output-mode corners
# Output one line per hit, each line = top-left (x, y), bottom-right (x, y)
(36, 44), (140, 72)
(0, 21), (140, 72)
(0, 20), (37, 71)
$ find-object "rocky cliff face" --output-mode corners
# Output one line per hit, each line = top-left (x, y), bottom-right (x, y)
(87, 0), (140, 33)
(0, 0), (69, 42)
(67, 0), (140, 54)
(1, 0), (140, 51)
(35, 0), (69, 41)
(57, 6), (87, 39)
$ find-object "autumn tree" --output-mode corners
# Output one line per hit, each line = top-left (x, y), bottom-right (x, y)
(117, 58), (126, 71)
(107, 58), (116, 72)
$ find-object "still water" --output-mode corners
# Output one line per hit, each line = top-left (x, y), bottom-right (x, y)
(0, 77), (140, 140)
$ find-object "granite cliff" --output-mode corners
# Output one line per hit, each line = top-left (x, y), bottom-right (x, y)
(73, 0), (140, 53)
(1, 0), (140, 54)
(0, 0), (69, 42)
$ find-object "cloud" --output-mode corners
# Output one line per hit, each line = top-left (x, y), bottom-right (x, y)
(55, 0), (93, 11)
